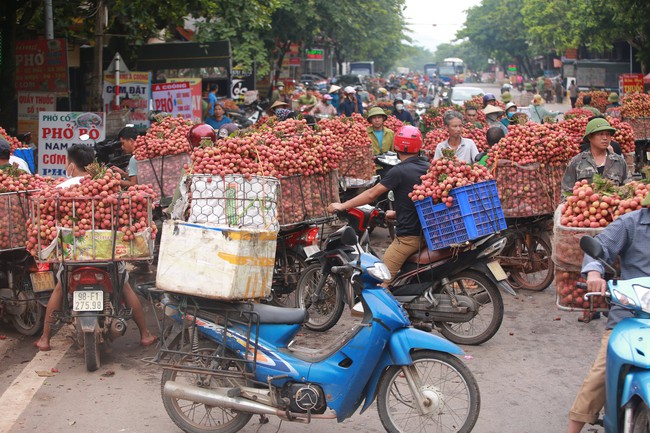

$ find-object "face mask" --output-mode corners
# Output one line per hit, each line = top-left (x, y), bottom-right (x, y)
(65, 163), (73, 179)
(395, 104), (404, 111)
(487, 114), (498, 122)
(507, 112), (515, 118)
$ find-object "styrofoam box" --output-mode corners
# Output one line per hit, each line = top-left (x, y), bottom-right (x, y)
(156, 220), (277, 300)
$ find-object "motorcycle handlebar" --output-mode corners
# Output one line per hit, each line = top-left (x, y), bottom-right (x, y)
(331, 265), (351, 275)
(576, 282), (588, 290)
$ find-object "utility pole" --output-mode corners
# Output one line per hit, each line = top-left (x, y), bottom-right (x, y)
(92, 0), (105, 111)
(45, 0), (54, 40)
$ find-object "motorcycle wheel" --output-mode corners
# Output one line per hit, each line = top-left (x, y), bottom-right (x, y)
(83, 331), (101, 372)
(436, 270), (504, 345)
(161, 339), (252, 433)
(296, 263), (345, 332)
(11, 290), (44, 336)
(377, 350), (480, 433)
(270, 250), (305, 308)
(632, 403), (650, 433)
(504, 232), (554, 291)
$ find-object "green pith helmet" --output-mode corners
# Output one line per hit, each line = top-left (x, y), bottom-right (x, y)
(367, 106), (388, 121)
(583, 117), (617, 140)
(608, 92), (620, 103)
(501, 91), (512, 103)
(524, 83), (533, 91)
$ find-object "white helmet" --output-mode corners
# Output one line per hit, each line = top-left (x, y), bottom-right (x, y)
(344, 86), (356, 94)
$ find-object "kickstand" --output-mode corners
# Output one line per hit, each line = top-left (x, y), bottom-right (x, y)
(258, 414), (269, 425)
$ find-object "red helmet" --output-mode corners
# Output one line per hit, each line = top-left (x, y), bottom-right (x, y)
(187, 124), (216, 148)
(393, 125), (422, 153)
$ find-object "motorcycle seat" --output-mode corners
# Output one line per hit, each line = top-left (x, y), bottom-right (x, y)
(406, 247), (454, 265)
(191, 297), (308, 325)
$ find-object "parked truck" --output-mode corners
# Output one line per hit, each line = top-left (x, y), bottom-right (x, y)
(348, 61), (374, 77)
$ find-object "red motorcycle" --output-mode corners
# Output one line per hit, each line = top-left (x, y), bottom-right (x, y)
(269, 222), (321, 307)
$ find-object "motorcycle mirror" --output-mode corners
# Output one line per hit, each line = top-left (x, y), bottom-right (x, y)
(579, 236), (603, 260)
(341, 226), (358, 247)
(387, 191), (395, 202)
(580, 236), (618, 279)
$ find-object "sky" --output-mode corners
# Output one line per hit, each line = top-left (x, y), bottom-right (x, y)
(402, 0), (482, 53)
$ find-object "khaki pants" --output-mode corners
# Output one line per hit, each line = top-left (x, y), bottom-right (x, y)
(382, 235), (425, 279)
(569, 329), (611, 424)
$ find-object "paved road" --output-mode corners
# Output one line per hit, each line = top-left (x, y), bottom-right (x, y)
(0, 226), (605, 433)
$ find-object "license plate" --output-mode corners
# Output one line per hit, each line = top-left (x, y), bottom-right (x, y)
(73, 290), (104, 312)
(487, 261), (508, 281)
(303, 245), (320, 258)
(30, 272), (55, 293)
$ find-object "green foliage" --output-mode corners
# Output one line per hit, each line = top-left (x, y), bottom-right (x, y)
(434, 41), (490, 72)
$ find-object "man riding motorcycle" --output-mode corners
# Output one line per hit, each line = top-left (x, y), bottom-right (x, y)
(328, 125), (429, 280)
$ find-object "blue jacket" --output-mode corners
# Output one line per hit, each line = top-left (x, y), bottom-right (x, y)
(393, 109), (414, 124)
(339, 99), (356, 117)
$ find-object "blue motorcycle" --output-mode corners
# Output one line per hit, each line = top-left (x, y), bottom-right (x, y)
(580, 236), (650, 432)
(154, 226), (480, 433)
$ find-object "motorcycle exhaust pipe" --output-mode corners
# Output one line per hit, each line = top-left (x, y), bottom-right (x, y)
(164, 381), (279, 415)
(109, 319), (127, 339)
(163, 381), (336, 420)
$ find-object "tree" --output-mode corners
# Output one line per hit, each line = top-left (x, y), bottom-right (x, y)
(434, 41), (490, 72)
(457, 0), (535, 76)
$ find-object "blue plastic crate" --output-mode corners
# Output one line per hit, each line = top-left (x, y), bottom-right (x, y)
(415, 180), (507, 250)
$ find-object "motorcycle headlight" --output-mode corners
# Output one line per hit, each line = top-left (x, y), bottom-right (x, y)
(368, 263), (392, 282)
(633, 284), (650, 313)
(613, 289), (637, 308)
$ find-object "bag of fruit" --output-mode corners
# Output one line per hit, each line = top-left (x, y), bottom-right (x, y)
(494, 160), (555, 217)
(555, 264), (609, 312)
(552, 204), (605, 269)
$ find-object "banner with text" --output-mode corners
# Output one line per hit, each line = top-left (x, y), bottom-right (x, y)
(167, 78), (203, 122)
(16, 39), (69, 93)
(152, 82), (193, 119)
(619, 73), (644, 95)
(17, 92), (57, 145)
(102, 72), (151, 129)
(38, 112), (105, 177)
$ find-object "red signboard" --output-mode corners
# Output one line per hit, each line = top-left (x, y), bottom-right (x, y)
(564, 48), (578, 60)
(16, 38), (69, 93)
(619, 73), (644, 95)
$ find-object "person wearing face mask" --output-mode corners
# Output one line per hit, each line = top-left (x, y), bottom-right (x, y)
(433, 110), (479, 163)
(561, 118), (628, 195)
(392, 99), (414, 124)
(502, 102), (518, 127)
(483, 105), (509, 135)
(311, 94), (337, 117)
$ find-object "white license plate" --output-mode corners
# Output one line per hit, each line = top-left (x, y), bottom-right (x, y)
(73, 290), (104, 312)
(487, 261), (508, 281)
(303, 245), (320, 257)
(30, 272), (55, 293)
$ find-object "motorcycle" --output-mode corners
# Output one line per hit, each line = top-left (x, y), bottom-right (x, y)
(329, 204), (515, 345)
(56, 260), (134, 371)
(579, 236), (650, 433)
(269, 222), (321, 308)
(227, 101), (267, 129)
(0, 249), (52, 335)
(155, 226), (481, 433)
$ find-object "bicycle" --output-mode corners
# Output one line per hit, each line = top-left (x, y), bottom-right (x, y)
(496, 215), (554, 291)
